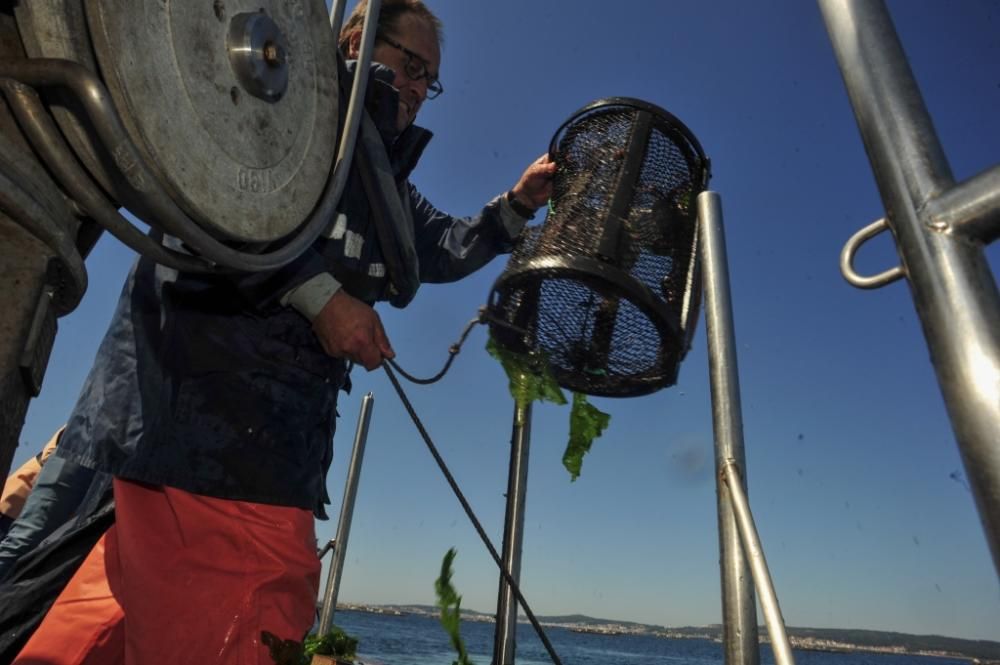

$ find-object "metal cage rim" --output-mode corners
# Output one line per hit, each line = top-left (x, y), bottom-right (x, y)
(490, 254), (682, 341)
(487, 255), (686, 397)
(546, 96), (712, 191)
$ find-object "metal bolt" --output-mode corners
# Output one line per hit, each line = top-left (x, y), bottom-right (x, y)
(926, 216), (950, 232)
(230, 86), (240, 105)
(262, 40), (285, 67)
(226, 11), (288, 102)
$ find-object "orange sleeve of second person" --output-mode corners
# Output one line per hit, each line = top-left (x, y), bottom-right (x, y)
(0, 427), (65, 521)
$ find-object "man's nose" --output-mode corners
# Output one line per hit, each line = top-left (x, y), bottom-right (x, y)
(412, 77), (429, 102)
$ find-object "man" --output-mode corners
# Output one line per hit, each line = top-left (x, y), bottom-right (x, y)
(15, 1), (555, 663)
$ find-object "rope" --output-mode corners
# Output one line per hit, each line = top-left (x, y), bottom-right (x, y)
(382, 362), (564, 665)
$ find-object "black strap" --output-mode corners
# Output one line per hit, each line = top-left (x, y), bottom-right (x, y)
(506, 190), (536, 219)
(353, 133), (408, 302)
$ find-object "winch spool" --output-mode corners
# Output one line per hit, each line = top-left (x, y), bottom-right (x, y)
(13, 0), (339, 243)
(0, 0), (349, 473)
(488, 98), (710, 398)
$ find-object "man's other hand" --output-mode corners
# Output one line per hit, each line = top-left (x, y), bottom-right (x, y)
(510, 154), (557, 211)
(312, 290), (395, 371)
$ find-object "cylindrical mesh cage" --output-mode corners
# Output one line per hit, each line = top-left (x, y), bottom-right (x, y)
(488, 98), (710, 397)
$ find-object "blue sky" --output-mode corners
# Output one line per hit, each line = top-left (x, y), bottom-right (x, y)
(11, 0), (1000, 643)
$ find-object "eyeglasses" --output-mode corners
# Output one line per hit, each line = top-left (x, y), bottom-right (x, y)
(377, 34), (444, 99)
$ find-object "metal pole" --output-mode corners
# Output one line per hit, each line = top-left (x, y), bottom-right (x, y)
(329, 0), (348, 35)
(820, 0), (1000, 575)
(318, 392), (375, 634)
(926, 165), (1000, 245)
(698, 191), (760, 665)
(492, 402), (533, 665)
(722, 461), (796, 665)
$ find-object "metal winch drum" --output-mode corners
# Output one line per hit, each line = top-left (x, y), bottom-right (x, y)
(0, 0), (342, 470)
(11, 0), (340, 243)
(488, 98), (711, 398)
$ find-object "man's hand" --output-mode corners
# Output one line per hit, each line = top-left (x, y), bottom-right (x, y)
(312, 290), (394, 371)
(510, 154), (557, 211)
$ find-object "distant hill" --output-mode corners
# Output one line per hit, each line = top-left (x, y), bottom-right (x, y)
(387, 605), (655, 628)
(341, 604), (1000, 662)
(782, 627), (1000, 662)
(530, 613), (658, 630)
(657, 624), (998, 662)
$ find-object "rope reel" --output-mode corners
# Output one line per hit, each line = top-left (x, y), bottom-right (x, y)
(11, 0), (340, 245)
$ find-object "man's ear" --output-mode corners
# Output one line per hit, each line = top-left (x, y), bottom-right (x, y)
(346, 30), (362, 58)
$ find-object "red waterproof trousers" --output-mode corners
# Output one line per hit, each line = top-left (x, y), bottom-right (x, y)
(15, 478), (321, 665)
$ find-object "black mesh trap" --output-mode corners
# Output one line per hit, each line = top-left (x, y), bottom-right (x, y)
(488, 97), (710, 398)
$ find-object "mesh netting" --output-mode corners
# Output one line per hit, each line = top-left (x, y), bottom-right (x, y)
(488, 98), (710, 397)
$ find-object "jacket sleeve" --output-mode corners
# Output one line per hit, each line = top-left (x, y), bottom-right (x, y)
(215, 244), (335, 316)
(153, 231), (336, 317)
(409, 183), (532, 284)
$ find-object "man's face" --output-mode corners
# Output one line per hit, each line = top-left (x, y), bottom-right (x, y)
(370, 14), (441, 132)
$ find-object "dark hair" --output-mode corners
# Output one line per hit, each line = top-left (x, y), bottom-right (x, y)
(338, 0), (444, 53)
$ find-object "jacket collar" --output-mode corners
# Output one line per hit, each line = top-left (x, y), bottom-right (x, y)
(343, 59), (433, 183)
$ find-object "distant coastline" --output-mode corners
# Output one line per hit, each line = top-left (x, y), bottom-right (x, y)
(335, 603), (1000, 665)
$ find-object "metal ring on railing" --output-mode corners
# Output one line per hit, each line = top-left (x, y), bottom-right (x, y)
(840, 217), (906, 289)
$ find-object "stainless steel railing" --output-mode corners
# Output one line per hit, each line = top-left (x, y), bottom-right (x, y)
(319, 392), (376, 634)
(700, 192), (795, 665)
(820, 0), (1000, 577)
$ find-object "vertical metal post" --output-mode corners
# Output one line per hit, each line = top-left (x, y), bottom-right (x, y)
(819, 0), (1000, 574)
(699, 191), (760, 665)
(492, 402), (533, 665)
(328, 0), (348, 34)
(318, 392), (375, 634)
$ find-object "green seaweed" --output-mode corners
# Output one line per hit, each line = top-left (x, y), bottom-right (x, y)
(563, 393), (611, 481)
(302, 626), (358, 663)
(435, 548), (475, 665)
(261, 624), (359, 665)
(486, 337), (566, 415)
(487, 336), (611, 480)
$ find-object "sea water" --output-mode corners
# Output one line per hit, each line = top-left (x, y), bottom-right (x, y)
(330, 610), (972, 665)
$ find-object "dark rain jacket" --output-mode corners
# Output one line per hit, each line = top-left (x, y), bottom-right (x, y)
(55, 63), (528, 518)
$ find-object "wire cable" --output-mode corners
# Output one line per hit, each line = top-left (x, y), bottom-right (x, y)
(382, 362), (564, 665)
(385, 309), (486, 385)
(387, 307), (535, 385)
